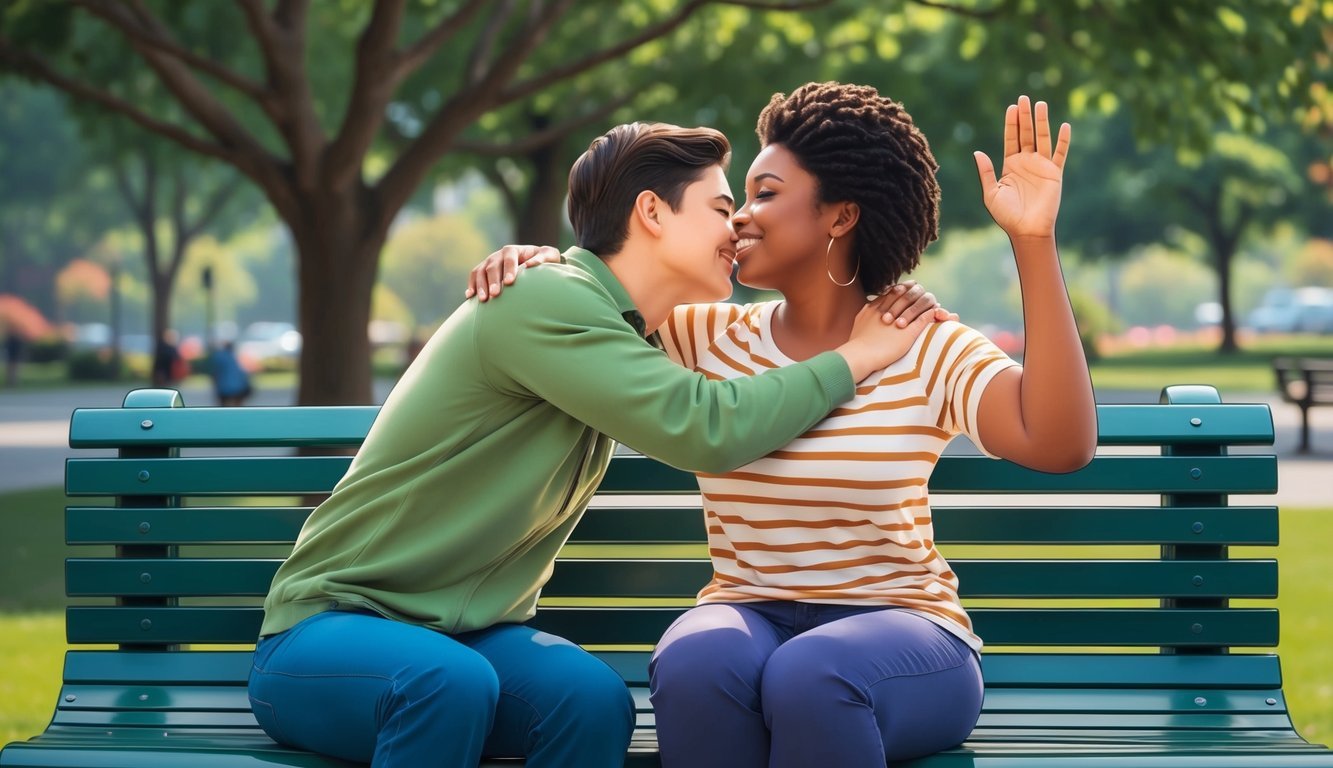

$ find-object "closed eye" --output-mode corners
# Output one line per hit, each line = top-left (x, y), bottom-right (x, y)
(755, 190), (775, 200)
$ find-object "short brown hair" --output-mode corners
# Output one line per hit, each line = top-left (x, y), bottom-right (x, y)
(757, 82), (940, 293)
(568, 122), (731, 257)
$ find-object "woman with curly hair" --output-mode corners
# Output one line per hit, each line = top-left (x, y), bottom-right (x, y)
(474, 83), (1096, 766)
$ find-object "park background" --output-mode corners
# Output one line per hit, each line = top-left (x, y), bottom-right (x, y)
(1, 0), (1331, 751)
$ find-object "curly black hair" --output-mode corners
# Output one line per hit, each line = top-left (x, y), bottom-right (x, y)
(755, 82), (940, 293)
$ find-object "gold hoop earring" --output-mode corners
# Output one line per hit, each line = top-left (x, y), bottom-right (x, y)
(825, 235), (859, 287)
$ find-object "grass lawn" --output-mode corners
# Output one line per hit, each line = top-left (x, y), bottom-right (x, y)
(1088, 334), (1333, 394)
(1, 487), (1330, 747)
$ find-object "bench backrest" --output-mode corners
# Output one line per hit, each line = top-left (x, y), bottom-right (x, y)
(64, 385), (1277, 668)
(1273, 356), (1333, 403)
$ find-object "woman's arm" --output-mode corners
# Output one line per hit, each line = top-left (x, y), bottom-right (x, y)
(973, 96), (1097, 472)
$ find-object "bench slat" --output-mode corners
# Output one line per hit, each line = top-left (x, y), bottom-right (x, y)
(65, 505), (1278, 547)
(67, 507), (315, 545)
(66, 403), (1276, 448)
(63, 558), (1278, 600)
(65, 454), (1279, 497)
(66, 457), (353, 497)
(57, 650), (1283, 690)
(929, 506), (1277, 546)
(924, 455), (1277, 495)
(69, 407), (380, 448)
(65, 606), (1277, 647)
(50, 683), (1282, 717)
(1093, 404), (1273, 445)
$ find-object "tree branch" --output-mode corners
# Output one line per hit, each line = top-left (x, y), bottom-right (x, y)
(496, 0), (832, 106)
(185, 174), (245, 241)
(397, 0), (491, 77)
(0, 37), (235, 164)
(455, 92), (637, 156)
(168, 163), (190, 273)
(73, 0), (266, 100)
(236, 0), (324, 189)
(478, 160), (523, 222)
(69, 2), (270, 163)
(324, 0), (410, 189)
(375, 0), (572, 225)
(904, 0), (1011, 20)
(466, 0), (519, 86)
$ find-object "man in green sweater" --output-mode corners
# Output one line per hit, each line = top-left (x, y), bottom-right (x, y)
(247, 122), (937, 768)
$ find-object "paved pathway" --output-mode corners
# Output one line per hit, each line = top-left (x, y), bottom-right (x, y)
(0, 382), (1328, 506)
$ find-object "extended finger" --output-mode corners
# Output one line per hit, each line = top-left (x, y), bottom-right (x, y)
(1017, 95), (1033, 152)
(873, 282), (921, 320)
(898, 291), (940, 328)
(883, 284), (927, 324)
(502, 250), (521, 284)
(1003, 103), (1019, 158)
(1035, 100), (1052, 158)
(1052, 122), (1072, 171)
(484, 257), (506, 298)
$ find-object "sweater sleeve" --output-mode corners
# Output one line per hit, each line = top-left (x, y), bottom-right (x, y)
(474, 270), (853, 473)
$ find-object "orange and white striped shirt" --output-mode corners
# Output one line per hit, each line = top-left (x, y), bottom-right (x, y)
(659, 301), (1019, 650)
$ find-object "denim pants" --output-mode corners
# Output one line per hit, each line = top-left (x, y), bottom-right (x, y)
(248, 610), (634, 767)
(649, 602), (983, 768)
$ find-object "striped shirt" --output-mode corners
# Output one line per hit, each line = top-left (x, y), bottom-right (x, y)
(660, 301), (1020, 650)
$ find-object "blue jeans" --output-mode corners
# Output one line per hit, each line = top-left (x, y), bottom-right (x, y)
(248, 610), (634, 767)
(649, 602), (983, 768)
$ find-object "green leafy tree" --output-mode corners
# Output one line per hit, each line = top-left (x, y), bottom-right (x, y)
(0, 80), (122, 318)
(1, 0), (833, 405)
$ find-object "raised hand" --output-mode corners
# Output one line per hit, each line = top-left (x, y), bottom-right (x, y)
(973, 95), (1070, 240)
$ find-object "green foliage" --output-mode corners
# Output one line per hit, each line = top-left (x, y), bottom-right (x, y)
(23, 335), (66, 364)
(379, 211), (490, 327)
(1066, 286), (1117, 362)
(65, 348), (120, 381)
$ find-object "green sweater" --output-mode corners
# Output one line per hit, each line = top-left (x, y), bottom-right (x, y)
(260, 248), (855, 637)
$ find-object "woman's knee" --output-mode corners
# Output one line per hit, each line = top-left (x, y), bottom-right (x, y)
(760, 635), (855, 719)
(651, 607), (772, 701)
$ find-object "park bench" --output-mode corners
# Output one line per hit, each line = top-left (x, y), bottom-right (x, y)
(3, 384), (1332, 767)
(1273, 356), (1333, 453)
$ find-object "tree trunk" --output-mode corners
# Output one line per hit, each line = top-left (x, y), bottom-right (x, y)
(1215, 246), (1238, 354)
(512, 141), (570, 246)
(287, 188), (385, 406)
(1209, 224), (1241, 355)
(150, 272), (172, 349)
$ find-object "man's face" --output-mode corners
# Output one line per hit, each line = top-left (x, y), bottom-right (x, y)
(657, 164), (739, 303)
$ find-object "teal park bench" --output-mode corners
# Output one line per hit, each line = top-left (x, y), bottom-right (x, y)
(3, 384), (1333, 767)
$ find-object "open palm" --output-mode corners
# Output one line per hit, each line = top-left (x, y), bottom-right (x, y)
(974, 96), (1070, 239)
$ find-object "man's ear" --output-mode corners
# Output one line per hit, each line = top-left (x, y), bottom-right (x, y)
(829, 201), (861, 239)
(632, 190), (665, 238)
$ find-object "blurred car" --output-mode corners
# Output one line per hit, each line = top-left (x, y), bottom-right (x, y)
(236, 321), (302, 370)
(1247, 287), (1333, 334)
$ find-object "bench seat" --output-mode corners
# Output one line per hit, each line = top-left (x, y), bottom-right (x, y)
(3, 385), (1331, 767)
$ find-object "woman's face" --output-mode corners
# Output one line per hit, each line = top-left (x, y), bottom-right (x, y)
(732, 143), (838, 291)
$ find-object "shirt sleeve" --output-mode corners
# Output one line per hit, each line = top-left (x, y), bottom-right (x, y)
(473, 269), (853, 473)
(924, 321), (1020, 458)
(658, 303), (748, 369)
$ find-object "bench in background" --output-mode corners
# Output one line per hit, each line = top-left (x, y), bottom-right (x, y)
(2, 384), (1332, 767)
(1273, 356), (1333, 452)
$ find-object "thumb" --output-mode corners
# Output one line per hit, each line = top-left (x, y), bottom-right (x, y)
(973, 151), (996, 192)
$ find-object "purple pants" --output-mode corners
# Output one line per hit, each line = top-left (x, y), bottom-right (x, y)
(649, 602), (983, 767)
